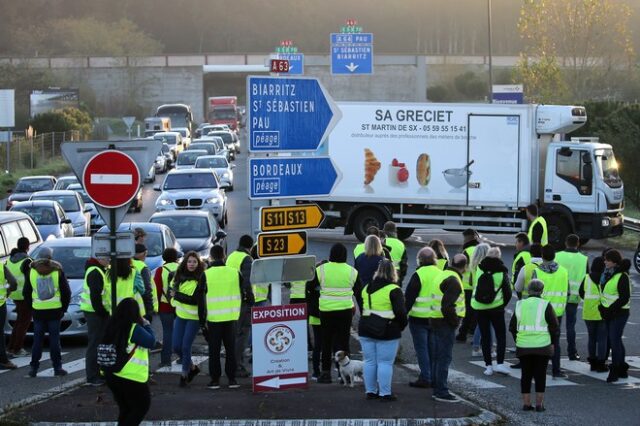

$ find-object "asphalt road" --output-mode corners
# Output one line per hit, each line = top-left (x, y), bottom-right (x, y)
(1, 132), (639, 425)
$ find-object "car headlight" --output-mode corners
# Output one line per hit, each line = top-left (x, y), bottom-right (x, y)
(205, 197), (221, 205)
(158, 199), (174, 206)
(222, 172), (230, 178)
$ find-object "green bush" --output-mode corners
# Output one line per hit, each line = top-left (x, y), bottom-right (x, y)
(29, 107), (92, 136)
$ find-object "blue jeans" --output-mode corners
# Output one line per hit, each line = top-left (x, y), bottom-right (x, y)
(409, 321), (431, 382)
(429, 323), (456, 397)
(360, 336), (399, 397)
(585, 320), (607, 361)
(159, 312), (175, 365)
(565, 303), (578, 357)
(31, 318), (62, 371)
(607, 311), (629, 367)
(172, 316), (199, 376)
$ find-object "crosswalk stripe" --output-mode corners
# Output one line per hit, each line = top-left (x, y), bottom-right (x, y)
(560, 358), (640, 384)
(624, 356), (640, 369)
(469, 360), (578, 386)
(403, 363), (504, 389)
(0, 352), (69, 375)
(155, 356), (209, 373)
(40, 358), (86, 377)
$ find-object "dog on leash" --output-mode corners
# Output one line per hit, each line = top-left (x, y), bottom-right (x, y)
(334, 350), (364, 387)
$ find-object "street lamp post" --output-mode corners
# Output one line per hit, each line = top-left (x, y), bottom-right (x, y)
(487, 0), (494, 102)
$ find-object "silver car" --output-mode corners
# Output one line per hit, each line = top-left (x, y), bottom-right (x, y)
(10, 200), (74, 240)
(175, 149), (207, 170)
(195, 155), (234, 191)
(53, 176), (79, 190)
(154, 169), (227, 227)
(30, 190), (91, 236)
(66, 183), (105, 233)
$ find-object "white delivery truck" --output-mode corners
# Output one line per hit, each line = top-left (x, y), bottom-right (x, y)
(297, 103), (624, 246)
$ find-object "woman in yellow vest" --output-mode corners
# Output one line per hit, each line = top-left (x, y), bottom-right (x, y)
(154, 248), (179, 368)
(103, 298), (156, 425)
(599, 249), (631, 383)
(509, 279), (559, 412)
(579, 256), (608, 373)
(428, 239), (450, 271)
(358, 259), (407, 401)
(171, 251), (205, 387)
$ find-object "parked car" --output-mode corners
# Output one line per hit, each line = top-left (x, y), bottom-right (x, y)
(175, 149), (207, 170)
(145, 165), (156, 183)
(97, 222), (182, 271)
(153, 131), (185, 160)
(194, 155), (234, 191)
(30, 190), (91, 236)
(53, 176), (79, 190)
(6, 176), (57, 210)
(66, 184), (105, 233)
(10, 200), (73, 240)
(154, 169), (227, 227)
(149, 210), (226, 259)
(4, 237), (91, 336)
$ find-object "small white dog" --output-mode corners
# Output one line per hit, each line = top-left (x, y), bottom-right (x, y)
(334, 350), (364, 387)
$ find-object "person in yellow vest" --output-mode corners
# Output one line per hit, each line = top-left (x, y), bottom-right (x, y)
(599, 249), (631, 383)
(429, 239), (450, 271)
(353, 226), (391, 260)
(6, 237), (33, 358)
(514, 244), (543, 300)
(248, 243), (270, 307)
(354, 235), (387, 290)
(305, 266), (323, 380)
(455, 228), (480, 342)
(226, 235), (254, 378)
(114, 258), (145, 318)
(509, 279), (559, 412)
(198, 245), (254, 390)
(511, 233), (531, 289)
(170, 251), (205, 387)
(358, 259), (407, 401)
(80, 255), (110, 386)
(102, 298), (156, 425)
(429, 253), (467, 402)
(313, 243), (361, 384)
(133, 244), (155, 321)
(532, 245), (569, 378)
(23, 247), (71, 377)
(555, 234), (589, 361)
(472, 247), (512, 376)
(382, 221), (408, 283)
(526, 204), (548, 246)
(0, 253), (18, 370)
(404, 246), (439, 388)
(579, 256), (608, 373)
(153, 248), (179, 368)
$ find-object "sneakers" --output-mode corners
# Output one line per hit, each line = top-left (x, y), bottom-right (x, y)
(228, 379), (240, 389)
(187, 365), (200, 383)
(0, 361), (17, 370)
(494, 364), (511, 375)
(552, 372), (568, 379)
(54, 369), (68, 377)
(471, 349), (482, 357)
(483, 366), (494, 376)
(379, 394), (397, 402)
(207, 380), (221, 389)
(432, 394), (460, 403)
(366, 392), (379, 400)
(569, 353), (580, 361)
(409, 379), (431, 388)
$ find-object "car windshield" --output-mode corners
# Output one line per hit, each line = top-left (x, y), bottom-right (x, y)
(208, 132), (232, 144)
(31, 245), (90, 279)
(143, 231), (164, 257)
(31, 194), (79, 212)
(177, 151), (205, 165)
(54, 178), (78, 190)
(163, 173), (218, 190)
(13, 206), (58, 225)
(154, 135), (176, 145)
(190, 145), (214, 155)
(161, 144), (170, 154)
(212, 109), (237, 120)
(15, 178), (53, 193)
(196, 157), (228, 168)
(595, 148), (622, 188)
(151, 216), (210, 238)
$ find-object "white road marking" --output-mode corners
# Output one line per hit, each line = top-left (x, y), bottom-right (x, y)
(155, 356), (209, 373)
(39, 358), (85, 377)
(560, 358), (640, 384)
(0, 352), (68, 375)
(469, 360), (578, 386)
(403, 363), (504, 389)
(90, 174), (132, 185)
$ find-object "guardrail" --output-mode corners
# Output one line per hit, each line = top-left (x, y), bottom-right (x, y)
(624, 217), (640, 233)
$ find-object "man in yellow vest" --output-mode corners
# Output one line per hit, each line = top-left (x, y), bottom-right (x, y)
(533, 245), (569, 378)
(555, 234), (588, 361)
(526, 204), (548, 246)
(6, 237), (33, 358)
(225, 234), (254, 378)
(512, 233), (531, 288)
(456, 228), (479, 342)
(514, 244), (543, 300)
(80, 255), (110, 386)
(404, 246), (439, 388)
(382, 221), (408, 284)
(23, 248), (71, 377)
(0, 253), (18, 369)
(133, 244), (155, 321)
(579, 256), (608, 373)
(429, 253), (467, 402)
(198, 245), (254, 389)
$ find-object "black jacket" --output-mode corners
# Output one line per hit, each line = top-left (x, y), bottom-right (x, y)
(358, 277), (407, 340)
(529, 219), (545, 245)
(598, 259), (631, 319)
(85, 258), (109, 317)
(197, 260), (254, 325)
(23, 259), (71, 321)
(172, 270), (203, 307)
(404, 261), (437, 325)
(476, 256), (512, 310)
(509, 296), (560, 357)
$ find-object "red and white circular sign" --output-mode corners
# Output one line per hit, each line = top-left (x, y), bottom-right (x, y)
(82, 151), (141, 208)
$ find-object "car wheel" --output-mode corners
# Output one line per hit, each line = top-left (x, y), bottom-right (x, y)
(134, 201), (142, 213)
(228, 185), (234, 192)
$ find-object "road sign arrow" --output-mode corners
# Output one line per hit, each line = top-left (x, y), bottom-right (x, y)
(345, 62), (359, 72)
(248, 76), (342, 152)
(256, 375), (307, 389)
(258, 231), (307, 258)
(260, 204), (325, 232)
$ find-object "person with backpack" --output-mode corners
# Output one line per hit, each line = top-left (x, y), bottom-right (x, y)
(171, 251), (205, 387)
(80, 255), (111, 385)
(0, 257), (18, 370)
(6, 237), (32, 358)
(102, 298), (156, 425)
(154, 248), (179, 368)
(579, 256), (609, 373)
(23, 247), (71, 377)
(455, 228), (480, 342)
(471, 246), (512, 376)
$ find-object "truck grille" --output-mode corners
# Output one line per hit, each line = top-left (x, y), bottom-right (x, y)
(176, 199), (203, 207)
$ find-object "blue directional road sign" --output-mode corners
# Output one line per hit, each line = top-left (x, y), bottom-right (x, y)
(277, 53), (304, 75)
(247, 76), (341, 152)
(249, 157), (340, 199)
(331, 33), (373, 75)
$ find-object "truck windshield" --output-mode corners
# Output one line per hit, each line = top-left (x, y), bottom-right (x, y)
(595, 149), (622, 188)
(212, 109), (237, 120)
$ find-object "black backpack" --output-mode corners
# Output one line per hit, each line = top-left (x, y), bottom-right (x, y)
(474, 271), (498, 304)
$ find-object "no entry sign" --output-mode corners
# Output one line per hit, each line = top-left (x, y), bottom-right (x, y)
(82, 150), (141, 208)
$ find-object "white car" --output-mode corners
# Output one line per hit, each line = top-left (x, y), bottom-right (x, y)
(195, 155), (234, 191)
(153, 131), (185, 159)
(172, 127), (192, 146)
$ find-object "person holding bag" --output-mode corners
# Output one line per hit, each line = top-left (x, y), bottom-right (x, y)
(358, 259), (407, 401)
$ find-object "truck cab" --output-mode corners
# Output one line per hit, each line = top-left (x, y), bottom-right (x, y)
(544, 138), (624, 243)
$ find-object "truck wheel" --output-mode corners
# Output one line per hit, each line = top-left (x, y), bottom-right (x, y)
(396, 228), (415, 241)
(546, 215), (570, 250)
(634, 243), (640, 274)
(353, 209), (386, 242)
(579, 238), (590, 246)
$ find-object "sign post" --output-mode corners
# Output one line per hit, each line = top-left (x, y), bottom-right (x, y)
(122, 116), (136, 139)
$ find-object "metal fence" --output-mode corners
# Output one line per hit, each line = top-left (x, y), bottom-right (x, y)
(0, 131), (81, 172)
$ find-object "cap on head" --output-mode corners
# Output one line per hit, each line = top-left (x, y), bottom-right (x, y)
(37, 247), (53, 260)
(135, 244), (148, 254)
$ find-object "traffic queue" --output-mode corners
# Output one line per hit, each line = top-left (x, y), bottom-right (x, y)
(0, 205), (633, 423)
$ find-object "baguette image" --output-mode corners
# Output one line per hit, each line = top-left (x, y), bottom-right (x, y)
(364, 148), (381, 185)
(416, 153), (431, 186)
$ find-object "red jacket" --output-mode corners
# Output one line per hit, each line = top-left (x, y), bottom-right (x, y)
(154, 267), (175, 314)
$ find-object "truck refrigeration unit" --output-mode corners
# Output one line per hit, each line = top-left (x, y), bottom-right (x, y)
(298, 103), (624, 246)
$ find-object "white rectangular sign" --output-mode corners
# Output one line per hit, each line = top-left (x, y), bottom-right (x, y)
(0, 90), (15, 128)
(252, 303), (308, 392)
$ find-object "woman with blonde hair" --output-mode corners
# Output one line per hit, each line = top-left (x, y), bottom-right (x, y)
(354, 235), (386, 288)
